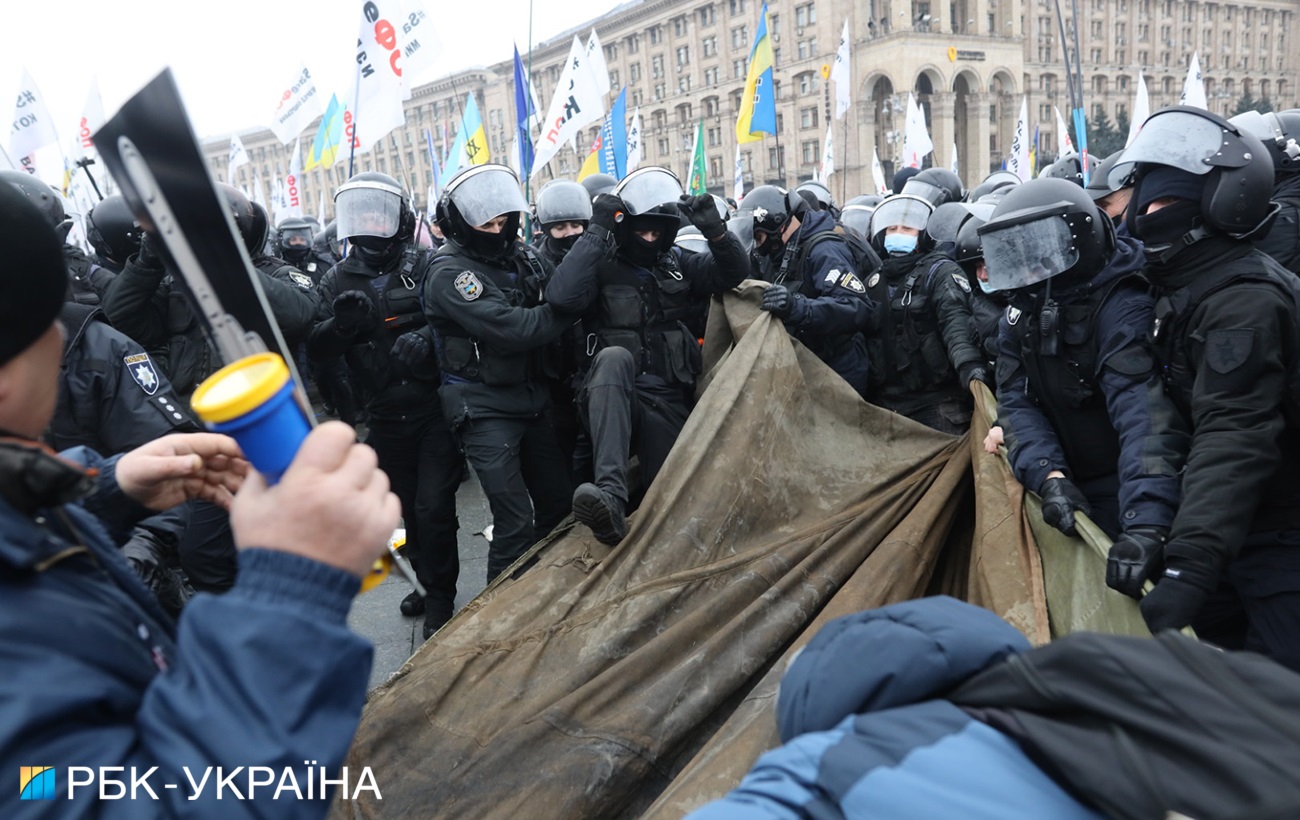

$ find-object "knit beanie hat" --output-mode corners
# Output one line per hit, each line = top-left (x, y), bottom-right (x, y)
(0, 180), (68, 365)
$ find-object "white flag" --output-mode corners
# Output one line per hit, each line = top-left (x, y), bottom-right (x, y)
(1127, 71), (1150, 147)
(733, 144), (744, 201)
(871, 146), (888, 195)
(228, 134), (251, 180)
(318, 190), (326, 226)
(72, 83), (105, 162)
(348, 0), (409, 152)
(251, 173), (266, 209)
(585, 29), (611, 92)
(1180, 52), (1207, 110)
(269, 64), (324, 145)
(830, 20), (852, 120)
(10, 69), (60, 162)
(281, 139), (305, 220)
(950, 141), (959, 176)
(900, 93), (933, 169)
(626, 107), (643, 173)
(1006, 96), (1032, 182)
(1054, 106), (1076, 156)
(821, 124), (835, 182)
(532, 36), (609, 177)
(270, 176), (286, 223)
(392, 0), (443, 99)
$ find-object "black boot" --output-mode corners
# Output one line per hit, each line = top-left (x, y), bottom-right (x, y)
(399, 590), (425, 617)
(572, 483), (627, 546)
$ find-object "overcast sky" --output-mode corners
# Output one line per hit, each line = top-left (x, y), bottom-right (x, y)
(3, 0), (625, 183)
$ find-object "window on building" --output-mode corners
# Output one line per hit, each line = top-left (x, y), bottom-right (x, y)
(610, 69), (620, 87)
(796, 72), (819, 94)
(729, 0), (747, 16)
(653, 55), (665, 78)
(770, 14), (781, 35)
(802, 140), (819, 164)
(630, 62), (642, 82)
(732, 25), (749, 48)
(703, 35), (717, 56)
(632, 89), (643, 106)
(704, 66), (720, 86)
(699, 5), (715, 26)
(674, 16), (689, 36)
(677, 45), (691, 64)
(650, 26), (663, 44)
(708, 127), (721, 146)
(655, 83), (666, 100)
(800, 107), (818, 128)
(627, 34), (641, 53)
(795, 3), (817, 28)
(658, 137), (670, 155)
(733, 58), (748, 79)
(679, 75), (692, 93)
(769, 145), (784, 168)
(710, 156), (721, 178)
(773, 47), (782, 66)
(1091, 21), (1102, 37)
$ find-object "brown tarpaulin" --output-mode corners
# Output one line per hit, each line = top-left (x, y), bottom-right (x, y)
(335, 285), (1145, 819)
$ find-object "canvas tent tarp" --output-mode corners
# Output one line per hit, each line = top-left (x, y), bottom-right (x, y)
(335, 285), (1147, 819)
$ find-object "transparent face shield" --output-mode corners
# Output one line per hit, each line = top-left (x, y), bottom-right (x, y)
(869, 195), (933, 239)
(978, 214), (1079, 292)
(281, 227), (313, 249)
(1109, 112), (1228, 188)
(838, 205), (875, 239)
(901, 178), (949, 207)
(675, 227), (710, 254)
(447, 166), (528, 227)
(728, 209), (758, 254)
(613, 167), (684, 215)
(335, 186), (402, 239)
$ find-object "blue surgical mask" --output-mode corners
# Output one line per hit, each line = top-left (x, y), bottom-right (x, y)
(884, 233), (918, 255)
(978, 276), (997, 295)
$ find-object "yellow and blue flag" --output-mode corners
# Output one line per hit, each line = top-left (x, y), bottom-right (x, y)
(305, 94), (344, 171)
(443, 93), (489, 180)
(736, 3), (777, 144)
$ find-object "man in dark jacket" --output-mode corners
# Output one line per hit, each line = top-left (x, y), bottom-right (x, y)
(0, 180), (401, 818)
(1114, 106), (1300, 669)
(980, 179), (1183, 550)
(545, 167), (750, 545)
(309, 171), (464, 637)
(1231, 108), (1300, 273)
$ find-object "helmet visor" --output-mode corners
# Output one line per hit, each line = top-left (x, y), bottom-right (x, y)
(281, 226), (313, 247)
(336, 186), (402, 239)
(447, 167), (528, 227)
(728, 208), (758, 254)
(537, 183), (593, 224)
(1110, 111), (1227, 187)
(869, 195), (932, 237)
(614, 167), (684, 215)
(979, 215), (1079, 291)
(901, 178), (949, 207)
(839, 205), (875, 239)
(675, 228), (710, 254)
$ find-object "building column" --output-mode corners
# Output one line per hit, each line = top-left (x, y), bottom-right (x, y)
(967, 92), (992, 183)
(855, 98), (877, 196)
(929, 92), (956, 173)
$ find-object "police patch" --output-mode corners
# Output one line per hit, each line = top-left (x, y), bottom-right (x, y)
(454, 271), (483, 301)
(124, 352), (160, 396)
(867, 272), (880, 288)
(1205, 328), (1254, 375)
(952, 272), (972, 293)
(1007, 307), (1022, 325)
(288, 271), (313, 289)
(839, 272), (866, 293)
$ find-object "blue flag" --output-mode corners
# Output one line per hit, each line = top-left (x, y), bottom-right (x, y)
(599, 87), (629, 179)
(513, 45), (536, 177)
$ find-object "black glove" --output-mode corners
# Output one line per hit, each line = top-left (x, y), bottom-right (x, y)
(1105, 526), (1168, 599)
(590, 194), (626, 234)
(1039, 476), (1091, 537)
(760, 284), (797, 319)
(333, 290), (377, 337)
(679, 193), (726, 240)
(959, 363), (992, 390)
(391, 331), (432, 369)
(136, 231), (164, 271)
(1139, 555), (1218, 633)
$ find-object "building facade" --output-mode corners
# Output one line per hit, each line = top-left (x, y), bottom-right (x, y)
(205, 0), (1297, 222)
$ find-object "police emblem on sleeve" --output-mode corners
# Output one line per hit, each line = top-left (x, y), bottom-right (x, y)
(288, 271), (313, 289)
(1007, 307), (1022, 325)
(867, 272), (880, 288)
(952, 272), (972, 293)
(454, 271), (483, 301)
(839, 271), (866, 293)
(124, 352), (160, 396)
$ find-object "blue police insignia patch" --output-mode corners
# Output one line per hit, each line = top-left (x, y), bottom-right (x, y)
(124, 352), (160, 395)
(839, 272), (866, 293)
(454, 271), (483, 301)
(952, 272), (972, 293)
(289, 271), (314, 289)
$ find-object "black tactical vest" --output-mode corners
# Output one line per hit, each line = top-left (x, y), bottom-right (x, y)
(873, 257), (956, 395)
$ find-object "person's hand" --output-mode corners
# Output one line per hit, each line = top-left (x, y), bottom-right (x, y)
(115, 433), (249, 512)
(960, 363), (992, 390)
(983, 425), (1004, 454)
(590, 194), (627, 233)
(679, 194), (727, 240)
(1106, 526), (1168, 599)
(1139, 555), (1218, 633)
(391, 331), (431, 368)
(1039, 476), (1091, 537)
(332, 290), (377, 336)
(230, 422), (400, 578)
(136, 231), (164, 270)
(761, 284), (799, 319)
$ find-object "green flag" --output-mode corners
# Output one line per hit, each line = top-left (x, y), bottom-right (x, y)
(688, 120), (707, 195)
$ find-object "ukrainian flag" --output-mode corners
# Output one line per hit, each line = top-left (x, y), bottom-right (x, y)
(443, 93), (490, 180)
(305, 94), (344, 171)
(736, 3), (777, 144)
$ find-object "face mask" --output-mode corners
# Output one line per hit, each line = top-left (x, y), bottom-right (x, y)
(1134, 200), (1201, 246)
(884, 233), (918, 255)
(977, 275), (997, 295)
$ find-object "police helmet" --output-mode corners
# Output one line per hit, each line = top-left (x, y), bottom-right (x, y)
(610, 166), (684, 253)
(435, 164), (527, 259)
(86, 195), (143, 266)
(1229, 108), (1300, 177)
(976, 177), (1114, 292)
(736, 184), (806, 258)
(0, 170), (72, 240)
(535, 179), (593, 227)
(337, 171), (415, 242)
(275, 216), (315, 261)
(838, 204), (875, 242)
(1113, 105), (1276, 237)
(1039, 153), (1102, 187)
(580, 173), (618, 199)
(902, 167), (965, 207)
(867, 193), (934, 247)
(1085, 150), (1131, 202)
(954, 202), (996, 276)
(213, 183), (269, 256)
(845, 194), (883, 209)
(795, 180), (837, 212)
(674, 225), (710, 255)
(969, 170), (1023, 202)
(927, 201), (972, 244)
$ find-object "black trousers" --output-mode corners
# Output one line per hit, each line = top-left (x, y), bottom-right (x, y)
(367, 412), (462, 610)
(577, 347), (691, 507)
(176, 501), (237, 593)
(1193, 532), (1300, 673)
(457, 415), (572, 582)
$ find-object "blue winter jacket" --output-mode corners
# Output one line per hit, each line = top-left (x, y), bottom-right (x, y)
(686, 597), (1104, 820)
(0, 443), (372, 818)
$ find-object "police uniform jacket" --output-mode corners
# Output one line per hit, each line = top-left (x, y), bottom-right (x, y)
(1256, 174), (1300, 274)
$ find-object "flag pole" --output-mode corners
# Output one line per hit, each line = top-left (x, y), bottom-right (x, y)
(525, 0), (535, 215)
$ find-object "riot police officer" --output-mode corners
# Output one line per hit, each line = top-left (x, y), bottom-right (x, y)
(1111, 106), (1300, 668)
(1229, 108), (1300, 273)
(546, 167), (750, 545)
(308, 171), (463, 637)
(424, 164), (576, 589)
(0, 170), (112, 306)
(978, 178), (1182, 542)
(863, 194), (987, 434)
(85, 194), (143, 274)
(274, 216), (327, 282)
(533, 179), (592, 267)
(1038, 153), (1101, 188)
(738, 184), (877, 397)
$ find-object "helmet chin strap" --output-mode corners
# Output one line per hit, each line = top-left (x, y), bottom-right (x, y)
(1143, 224), (1213, 266)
